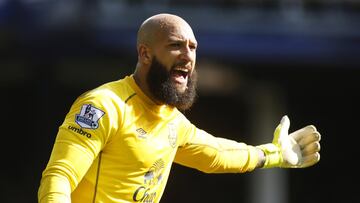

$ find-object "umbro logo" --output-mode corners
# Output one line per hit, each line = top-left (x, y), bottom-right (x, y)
(136, 128), (147, 138)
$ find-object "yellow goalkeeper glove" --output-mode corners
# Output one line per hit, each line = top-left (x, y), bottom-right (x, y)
(257, 115), (321, 168)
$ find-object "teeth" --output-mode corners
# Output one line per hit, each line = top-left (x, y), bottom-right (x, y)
(174, 67), (189, 72)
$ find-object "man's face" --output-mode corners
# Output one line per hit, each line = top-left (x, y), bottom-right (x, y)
(151, 22), (198, 94)
(147, 56), (197, 111)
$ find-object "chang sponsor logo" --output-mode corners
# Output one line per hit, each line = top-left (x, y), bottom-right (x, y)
(133, 159), (165, 203)
(68, 125), (92, 138)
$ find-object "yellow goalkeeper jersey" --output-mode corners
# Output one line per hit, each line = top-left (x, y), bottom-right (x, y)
(38, 75), (259, 203)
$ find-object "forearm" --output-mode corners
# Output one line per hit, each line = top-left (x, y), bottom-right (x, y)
(175, 129), (261, 173)
(38, 129), (100, 202)
(38, 175), (71, 203)
(175, 143), (260, 173)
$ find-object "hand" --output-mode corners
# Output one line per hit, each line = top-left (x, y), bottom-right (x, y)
(257, 115), (321, 168)
(274, 115), (321, 168)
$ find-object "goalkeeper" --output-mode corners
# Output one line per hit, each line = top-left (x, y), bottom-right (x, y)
(38, 13), (321, 203)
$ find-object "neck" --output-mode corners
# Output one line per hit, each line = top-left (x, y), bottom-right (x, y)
(133, 65), (163, 105)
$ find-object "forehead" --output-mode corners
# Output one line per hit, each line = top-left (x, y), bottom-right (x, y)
(159, 22), (197, 43)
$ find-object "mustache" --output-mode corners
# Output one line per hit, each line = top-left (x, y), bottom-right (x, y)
(171, 61), (191, 69)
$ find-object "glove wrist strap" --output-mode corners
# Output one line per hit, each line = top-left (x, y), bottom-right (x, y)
(256, 143), (283, 168)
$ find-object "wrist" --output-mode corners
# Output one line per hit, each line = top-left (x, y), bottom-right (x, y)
(256, 143), (283, 168)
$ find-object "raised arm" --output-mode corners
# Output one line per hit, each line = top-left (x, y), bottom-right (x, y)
(174, 115), (321, 173)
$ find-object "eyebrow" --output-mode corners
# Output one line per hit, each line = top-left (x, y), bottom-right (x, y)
(167, 37), (197, 46)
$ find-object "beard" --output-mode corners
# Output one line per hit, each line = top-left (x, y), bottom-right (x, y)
(146, 56), (197, 111)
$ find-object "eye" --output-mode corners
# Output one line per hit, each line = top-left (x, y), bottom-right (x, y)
(189, 44), (197, 50)
(170, 43), (181, 48)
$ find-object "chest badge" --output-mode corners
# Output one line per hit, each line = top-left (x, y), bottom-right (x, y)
(167, 123), (177, 148)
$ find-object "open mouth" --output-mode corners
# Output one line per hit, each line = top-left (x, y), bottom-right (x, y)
(172, 67), (190, 78)
(171, 67), (190, 84)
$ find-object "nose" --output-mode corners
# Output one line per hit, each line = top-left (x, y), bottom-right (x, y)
(179, 45), (194, 63)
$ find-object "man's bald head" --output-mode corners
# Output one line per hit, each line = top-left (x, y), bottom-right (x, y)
(136, 13), (194, 48)
(134, 14), (198, 110)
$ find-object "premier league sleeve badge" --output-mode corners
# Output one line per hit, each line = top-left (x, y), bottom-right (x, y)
(75, 104), (105, 129)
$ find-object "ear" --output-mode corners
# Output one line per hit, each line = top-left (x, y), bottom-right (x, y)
(138, 44), (152, 65)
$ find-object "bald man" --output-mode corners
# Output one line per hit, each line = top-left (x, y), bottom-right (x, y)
(38, 13), (321, 203)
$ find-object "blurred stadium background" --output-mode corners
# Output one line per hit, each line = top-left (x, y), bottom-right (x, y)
(1, 0), (359, 202)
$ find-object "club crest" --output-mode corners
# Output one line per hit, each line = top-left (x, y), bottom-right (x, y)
(167, 123), (177, 148)
(75, 104), (105, 129)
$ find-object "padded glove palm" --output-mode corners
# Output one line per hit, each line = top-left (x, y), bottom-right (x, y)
(258, 115), (321, 168)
